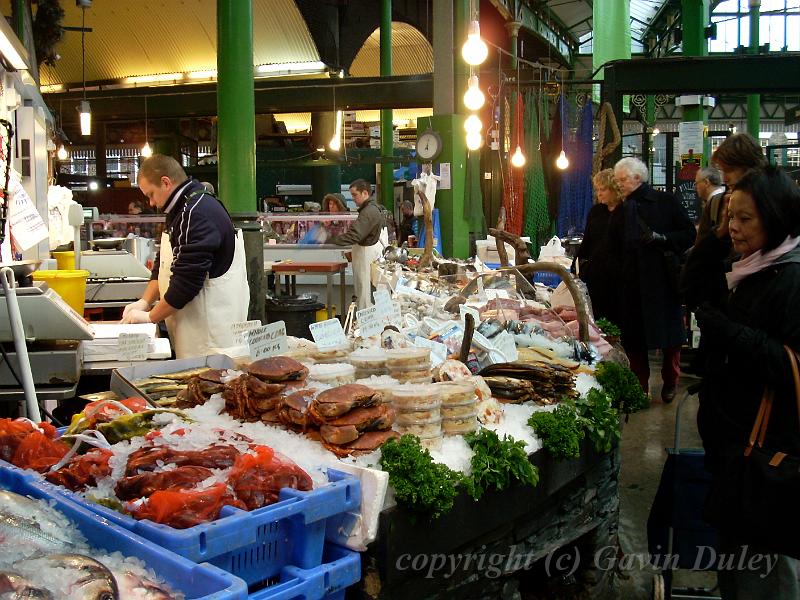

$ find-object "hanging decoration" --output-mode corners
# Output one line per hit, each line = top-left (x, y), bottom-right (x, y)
(557, 100), (594, 237)
(501, 90), (525, 236)
(522, 90), (551, 249)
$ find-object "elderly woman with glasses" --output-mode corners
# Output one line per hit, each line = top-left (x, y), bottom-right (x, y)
(613, 157), (695, 402)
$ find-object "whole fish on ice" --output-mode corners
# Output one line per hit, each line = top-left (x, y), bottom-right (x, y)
(14, 554), (119, 600)
(0, 570), (54, 599)
(0, 491), (79, 556)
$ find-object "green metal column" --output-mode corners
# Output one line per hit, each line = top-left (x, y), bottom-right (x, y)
(680, 0), (710, 164)
(380, 0), (394, 212)
(12, 0), (24, 44)
(217, 0), (263, 323)
(747, 0), (761, 138)
(217, 0), (256, 213)
(593, 0), (630, 111)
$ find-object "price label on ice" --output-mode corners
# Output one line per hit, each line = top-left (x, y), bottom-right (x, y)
(357, 305), (385, 338)
(244, 321), (287, 361)
(387, 302), (403, 328)
(231, 319), (262, 345)
(492, 331), (518, 362)
(373, 288), (392, 306)
(459, 304), (481, 324)
(118, 333), (149, 361)
(309, 318), (347, 348)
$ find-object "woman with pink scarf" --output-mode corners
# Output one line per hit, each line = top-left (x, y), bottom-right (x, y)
(682, 166), (800, 599)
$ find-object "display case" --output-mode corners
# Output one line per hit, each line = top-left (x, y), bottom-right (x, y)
(88, 214), (165, 241)
(258, 212), (357, 245)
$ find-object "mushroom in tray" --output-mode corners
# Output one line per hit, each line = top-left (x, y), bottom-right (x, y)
(308, 384), (383, 422)
(248, 356), (309, 382)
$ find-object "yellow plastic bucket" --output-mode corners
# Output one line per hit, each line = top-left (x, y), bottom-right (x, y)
(52, 251), (76, 270)
(32, 269), (90, 315)
(316, 306), (336, 321)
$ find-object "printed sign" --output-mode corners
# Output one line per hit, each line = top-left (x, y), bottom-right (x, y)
(231, 320), (262, 345)
(493, 331), (518, 363)
(459, 304), (481, 324)
(8, 182), (48, 252)
(357, 305), (385, 338)
(309, 318), (348, 348)
(373, 288), (392, 306)
(387, 302), (403, 328)
(244, 321), (287, 361)
(118, 333), (149, 361)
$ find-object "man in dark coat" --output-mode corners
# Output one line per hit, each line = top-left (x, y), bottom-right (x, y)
(614, 157), (696, 402)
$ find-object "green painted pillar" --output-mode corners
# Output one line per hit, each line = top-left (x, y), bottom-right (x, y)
(680, 0), (710, 165)
(217, 0), (263, 323)
(13, 0), (25, 45)
(217, 0), (256, 214)
(747, 0), (761, 138)
(593, 0), (630, 111)
(380, 0), (394, 212)
(431, 114), (470, 258)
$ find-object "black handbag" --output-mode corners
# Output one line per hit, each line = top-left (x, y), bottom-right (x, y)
(705, 345), (800, 558)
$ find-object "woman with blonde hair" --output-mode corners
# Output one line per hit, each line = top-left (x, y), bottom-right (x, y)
(576, 168), (626, 326)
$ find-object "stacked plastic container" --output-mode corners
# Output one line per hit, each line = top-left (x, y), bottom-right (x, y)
(312, 343), (352, 365)
(307, 363), (356, 386)
(348, 348), (388, 380)
(389, 384), (443, 450)
(385, 347), (433, 383)
(435, 381), (480, 436)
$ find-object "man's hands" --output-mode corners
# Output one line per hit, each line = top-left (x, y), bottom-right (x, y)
(122, 299), (150, 320)
(121, 309), (151, 324)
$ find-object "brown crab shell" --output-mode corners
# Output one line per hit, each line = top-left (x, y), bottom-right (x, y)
(248, 356), (309, 382)
(309, 384), (381, 421)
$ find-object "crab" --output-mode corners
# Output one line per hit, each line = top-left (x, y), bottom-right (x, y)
(323, 430), (401, 457)
(278, 389), (316, 430)
(223, 374), (285, 421)
(318, 404), (395, 444)
(248, 356), (309, 382)
(308, 384), (382, 422)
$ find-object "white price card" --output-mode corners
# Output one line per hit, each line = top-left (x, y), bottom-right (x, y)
(414, 337), (449, 367)
(357, 305), (385, 338)
(459, 304), (481, 324)
(373, 288), (392, 306)
(493, 331), (518, 362)
(244, 321), (287, 361)
(387, 302), (403, 328)
(118, 333), (149, 361)
(309, 318), (347, 348)
(231, 320), (262, 345)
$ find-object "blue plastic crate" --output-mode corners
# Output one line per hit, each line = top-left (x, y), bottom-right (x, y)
(21, 459), (360, 589)
(533, 272), (562, 288)
(248, 545), (361, 600)
(0, 464), (248, 600)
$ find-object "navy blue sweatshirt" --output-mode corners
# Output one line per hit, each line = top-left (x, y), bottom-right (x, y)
(150, 179), (236, 309)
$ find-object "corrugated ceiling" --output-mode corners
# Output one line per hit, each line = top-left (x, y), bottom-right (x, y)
(35, 0), (319, 86)
(350, 22), (433, 77)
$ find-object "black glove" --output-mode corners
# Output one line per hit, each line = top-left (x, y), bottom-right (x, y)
(695, 303), (742, 343)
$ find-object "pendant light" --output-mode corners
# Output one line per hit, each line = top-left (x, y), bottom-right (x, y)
(141, 96), (152, 157)
(462, 20), (488, 66)
(328, 78), (342, 152)
(463, 75), (485, 111)
(464, 114), (482, 134)
(78, 5), (91, 136)
(56, 145), (68, 160)
(510, 59), (526, 169)
(556, 90), (569, 170)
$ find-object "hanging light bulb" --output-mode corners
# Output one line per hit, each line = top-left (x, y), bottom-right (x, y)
(511, 145), (526, 168)
(464, 114), (482, 134)
(461, 20), (488, 66)
(140, 142), (153, 157)
(556, 150), (569, 170)
(79, 100), (91, 136)
(463, 75), (485, 111)
(56, 145), (68, 160)
(329, 110), (343, 151)
(466, 131), (483, 151)
(652, 127), (660, 136)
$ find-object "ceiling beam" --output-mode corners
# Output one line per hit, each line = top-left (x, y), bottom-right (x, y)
(46, 75), (434, 126)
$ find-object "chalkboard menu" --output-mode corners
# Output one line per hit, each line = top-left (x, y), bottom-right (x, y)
(676, 179), (701, 224)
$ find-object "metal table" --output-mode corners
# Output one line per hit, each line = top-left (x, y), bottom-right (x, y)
(271, 261), (348, 320)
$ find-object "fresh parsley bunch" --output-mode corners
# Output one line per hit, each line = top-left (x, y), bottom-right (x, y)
(528, 404), (584, 460)
(379, 434), (462, 519)
(595, 361), (649, 415)
(463, 429), (539, 501)
(595, 318), (621, 338)
(574, 388), (621, 454)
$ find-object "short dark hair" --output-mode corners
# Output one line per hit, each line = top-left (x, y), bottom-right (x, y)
(712, 133), (767, 170)
(733, 166), (800, 252)
(349, 178), (371, 194)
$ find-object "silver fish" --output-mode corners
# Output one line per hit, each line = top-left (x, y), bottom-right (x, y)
(116, 571), (177, 600)
(0, 571), (54, 599)
(0, 491), (76, 553)
(16, 554), (118, 600)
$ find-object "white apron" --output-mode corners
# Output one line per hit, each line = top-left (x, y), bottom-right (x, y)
(158, 229), (249, 359)
(351, 227), (387, 310)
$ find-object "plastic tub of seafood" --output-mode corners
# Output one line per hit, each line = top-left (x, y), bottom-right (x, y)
(389, 369), (433, 384)
(394, 407), (441, 425)
(441, 402), (478, 419)
(385, 347), (431, 370)
(442, 413), (480, 436)
(395, 419), (442, 438)
(312, 343), (353, 364)
(389, 385), (441, 410)
(435, 381), (478, 405)
(354, 375), (400, 401)
(355, 367), (387, 380)
(348, 349), (387, 370)
(307, 363), (356, 386)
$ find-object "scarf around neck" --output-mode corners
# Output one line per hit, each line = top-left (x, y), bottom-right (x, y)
(726, 235), (800, 290)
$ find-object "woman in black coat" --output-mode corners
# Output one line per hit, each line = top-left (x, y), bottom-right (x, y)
(614, 158), (696, 401)
(682, 166), (800, 598)
(577, 169), (625, 326)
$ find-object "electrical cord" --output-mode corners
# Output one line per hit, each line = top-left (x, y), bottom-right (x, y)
(0, 342), (66, 426)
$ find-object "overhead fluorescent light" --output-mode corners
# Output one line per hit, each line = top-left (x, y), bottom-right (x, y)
(0, 15), (28, 70)
(79, 100), (91, 136)
(41, 84), (64, 93)
(125, 72), (185, 84)
(255, 61), (326, 76)
(187, 69), (217, 80)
